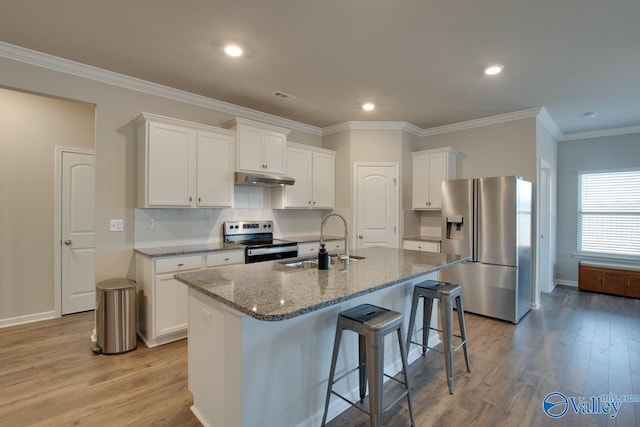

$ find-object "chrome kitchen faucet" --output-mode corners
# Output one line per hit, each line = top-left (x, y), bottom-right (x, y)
(320, 213), (349, 266)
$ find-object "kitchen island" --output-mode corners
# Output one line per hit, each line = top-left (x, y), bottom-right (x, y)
(175, 247), (468, 427)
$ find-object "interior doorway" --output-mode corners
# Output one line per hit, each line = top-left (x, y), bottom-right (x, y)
(353, 163), (399, 249)
(56, 148), (96, 315)
(538, 159), (553, 295)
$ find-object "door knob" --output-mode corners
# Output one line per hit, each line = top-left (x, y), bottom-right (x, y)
(64, 240), (72, 245)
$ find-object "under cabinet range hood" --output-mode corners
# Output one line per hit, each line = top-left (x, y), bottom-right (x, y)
(234, 172), (295, 187)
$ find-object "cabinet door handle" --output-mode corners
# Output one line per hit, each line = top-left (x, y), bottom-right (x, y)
(64, 240), (72, 245)
(224, 257), (230, 261)
(358, 235), (364, 239)
(189, 196), (193, 202)
(313, 201), (316, 205)
(198, 197), (201, 203)
(178, 263), (184, 267)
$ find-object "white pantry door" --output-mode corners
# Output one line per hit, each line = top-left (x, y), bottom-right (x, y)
(355, 164), (399, 249)
(61, 152), (96, 314)
(539, 160), (552, 294)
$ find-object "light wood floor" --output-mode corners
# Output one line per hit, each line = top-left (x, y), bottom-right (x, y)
(1, 286), (639, 427)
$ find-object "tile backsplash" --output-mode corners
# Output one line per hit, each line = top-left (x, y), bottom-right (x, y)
(134, 186), (342, 248)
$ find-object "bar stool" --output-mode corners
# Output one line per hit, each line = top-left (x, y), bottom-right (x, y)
(406, 280), (470, 394)
(321, 304), (415, 427)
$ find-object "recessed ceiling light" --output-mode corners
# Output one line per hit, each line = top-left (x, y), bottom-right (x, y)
(583, 111), (597, 118)
(484, 64), (504, 76)
(224, 44), (243, 57)
(362, 102), (375, 111)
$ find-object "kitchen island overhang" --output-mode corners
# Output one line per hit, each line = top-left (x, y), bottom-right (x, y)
(175, 247), (468, 427)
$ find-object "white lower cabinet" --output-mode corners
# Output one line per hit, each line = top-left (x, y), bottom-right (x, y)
(298, 242), (318, 256)
(298, 240), (345, 257)
(403, 239), (440, 253)
(136, 249), (243, 347)
(155, 273), (190, 337)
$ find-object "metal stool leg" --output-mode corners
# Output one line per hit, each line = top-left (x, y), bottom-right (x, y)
(440, 295), (455, 394)
(455, 295), (471, 373)
(365, 331), (384, 427)
(405, 288), (421, 353)
(359, 334), (367, 402)
(422, 297), (434, 355)
(396, 328), (415, 427)
(321, 325), (343, 426)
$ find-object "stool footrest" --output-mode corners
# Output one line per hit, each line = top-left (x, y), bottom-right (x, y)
(330, 388), (411, 417)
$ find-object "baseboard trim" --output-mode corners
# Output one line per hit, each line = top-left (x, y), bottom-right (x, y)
(0, 310), (57, 328)
(555, 279), (578, 288)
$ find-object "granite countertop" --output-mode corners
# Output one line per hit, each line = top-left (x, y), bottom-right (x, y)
(175, 247), (469, 321)
(134, 236), (344, 258)
(403, 235), (442, 242)
(135, 242), (244, 257)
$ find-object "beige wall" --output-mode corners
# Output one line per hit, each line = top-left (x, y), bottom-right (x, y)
(0, 88), (95, 319)
(419, 118), (538, 182)
(0, 56), (320, 323)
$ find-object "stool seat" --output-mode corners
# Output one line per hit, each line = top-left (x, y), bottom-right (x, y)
(416, 280), (462, 296)
(407, 280), (470, 394)
(321, 304), (415, 427)
(340, 304), (404, 331)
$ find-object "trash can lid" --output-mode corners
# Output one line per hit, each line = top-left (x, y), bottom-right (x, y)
(96, 278), (136, 291)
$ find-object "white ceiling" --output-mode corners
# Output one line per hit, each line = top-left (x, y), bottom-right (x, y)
(1, 0), (639, 134)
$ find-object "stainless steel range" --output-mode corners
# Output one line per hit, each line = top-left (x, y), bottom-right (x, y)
(223, 221), (298, 263)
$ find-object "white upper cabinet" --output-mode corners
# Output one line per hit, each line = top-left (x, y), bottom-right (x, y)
(412, 147), (458, 210)
(273, 142), (335, 209)
(196, 130), (234, 207)
(137, 113), (235, 208)
(224, 117), (290, 175)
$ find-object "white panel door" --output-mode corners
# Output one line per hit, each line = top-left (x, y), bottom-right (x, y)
(197, 131), (234, 207)
(539, 162), (552, 293)
(61, 152), (95, 314)
(355, 164), (399, 249)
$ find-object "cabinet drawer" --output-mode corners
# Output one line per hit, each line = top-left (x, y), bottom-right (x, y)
(206, 250), (244, 267)
(325, 240), (344, 253)
(298, 242), (319, 256)
(403, 240), (440, 252)
(155, 255), (203, 274)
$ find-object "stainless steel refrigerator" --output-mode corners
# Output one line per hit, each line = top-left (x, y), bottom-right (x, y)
(440, 176), (532, 323)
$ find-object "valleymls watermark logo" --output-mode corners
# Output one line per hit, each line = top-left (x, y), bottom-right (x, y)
(542, 392), (640, 419)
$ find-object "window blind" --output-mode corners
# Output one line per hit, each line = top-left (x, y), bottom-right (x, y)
(578, 170), (640, 257)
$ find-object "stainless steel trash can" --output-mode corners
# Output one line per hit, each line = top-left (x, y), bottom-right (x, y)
(95, 278), (137, 354)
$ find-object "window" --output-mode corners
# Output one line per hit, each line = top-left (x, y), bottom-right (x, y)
(578, 169), (640, 257)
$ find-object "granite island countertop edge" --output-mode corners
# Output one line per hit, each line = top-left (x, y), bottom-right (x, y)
(175, 247), (469, 322)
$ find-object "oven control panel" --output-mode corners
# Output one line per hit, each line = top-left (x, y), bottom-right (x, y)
(224, 221), (273, 236)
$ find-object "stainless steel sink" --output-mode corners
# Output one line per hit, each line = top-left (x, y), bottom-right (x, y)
(281, 255), (365, 269)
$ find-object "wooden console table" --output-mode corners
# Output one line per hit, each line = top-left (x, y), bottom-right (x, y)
(579, 262), (640, 298)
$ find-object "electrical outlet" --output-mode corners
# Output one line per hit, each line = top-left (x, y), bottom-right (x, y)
(109, 219), (124, 232)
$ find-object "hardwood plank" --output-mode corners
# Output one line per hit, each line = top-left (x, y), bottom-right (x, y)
(2, 285), (640, 426)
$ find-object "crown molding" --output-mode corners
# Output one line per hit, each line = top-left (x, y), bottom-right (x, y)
(560, 124), (640, 141)
(0, 41), (322, 136)
(421, 107), (543, 137)
(322, 121), (422, 136)
(536, 107), (563, 140)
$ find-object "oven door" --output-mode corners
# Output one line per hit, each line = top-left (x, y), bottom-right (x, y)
(246, 246), (298, 263)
